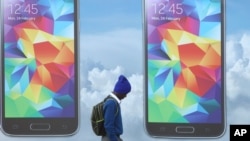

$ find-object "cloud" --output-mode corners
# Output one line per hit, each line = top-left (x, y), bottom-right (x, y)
(240, 33), (250, 58)
(227, 58), (250, 100)
(226, 33), (250, 102)
(225, 39), (243, 70)
(79, 66), (157, 141)
(225, 33), (250, 141)
(79, 58), (105, 89)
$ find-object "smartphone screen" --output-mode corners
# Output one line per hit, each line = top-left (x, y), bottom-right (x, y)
(1, 0), (79, 135)
(145, 0), (225, 137)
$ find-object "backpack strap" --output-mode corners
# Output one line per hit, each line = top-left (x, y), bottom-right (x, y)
(104, 95), (119, 116)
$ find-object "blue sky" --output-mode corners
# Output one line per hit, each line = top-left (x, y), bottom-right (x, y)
(226, 0), (250, 34)
(80, 0), (142, 33)
(1, 0), (250, 141)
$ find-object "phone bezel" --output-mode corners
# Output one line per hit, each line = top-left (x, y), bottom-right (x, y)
(1, 0), (80, 136)
(143, 0), (226, 138)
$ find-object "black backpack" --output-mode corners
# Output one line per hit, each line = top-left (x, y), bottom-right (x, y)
(91, 96), (118, 136)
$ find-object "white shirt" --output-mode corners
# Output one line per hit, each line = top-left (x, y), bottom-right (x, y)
(110, 92), (121, 104)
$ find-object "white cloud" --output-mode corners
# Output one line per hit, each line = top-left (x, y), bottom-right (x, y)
(226, 33), (250, 101)
(87, 66), (124, 92)
(79, 66), (157, 141)
(227, 58), (250, 100)
(228, 105), (250, 124)
(240, 33), (250, 58)
(225, 33), (250, 137)
(225, 40), (243, 69)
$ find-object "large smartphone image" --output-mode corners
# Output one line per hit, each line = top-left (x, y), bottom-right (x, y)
(144, 0), (225, 137)
(1, 0), (79, 135)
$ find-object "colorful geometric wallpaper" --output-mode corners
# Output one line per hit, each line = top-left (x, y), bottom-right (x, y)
(3, 0), (76, 117)
(147, 0), (223, 123)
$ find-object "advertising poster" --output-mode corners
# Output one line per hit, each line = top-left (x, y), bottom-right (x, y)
(0, 0), (250, 140)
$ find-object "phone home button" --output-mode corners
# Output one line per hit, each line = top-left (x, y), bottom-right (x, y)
(30, 123), (51, 131)
(176, 126), (194, 134)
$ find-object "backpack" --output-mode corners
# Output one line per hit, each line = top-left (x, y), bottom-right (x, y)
(91, 96), (118, 136)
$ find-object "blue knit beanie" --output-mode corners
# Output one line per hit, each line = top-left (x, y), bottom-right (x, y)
(113, 75), (131, 95)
